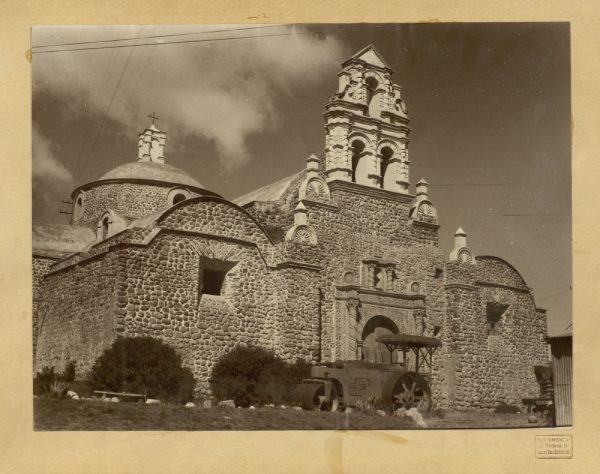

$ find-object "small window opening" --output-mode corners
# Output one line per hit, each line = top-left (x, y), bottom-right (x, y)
(172, 193), (187, 204)
(365, 77), (378, 106)
(374, 268), (385, 290)
(198, 258), (236, 298)
(101, 217), (109, 240)
(73, 196), (84, 221)
(411, 282), (421, 294)
(202, 269), (227, 296)
(486, 302), (509, 336)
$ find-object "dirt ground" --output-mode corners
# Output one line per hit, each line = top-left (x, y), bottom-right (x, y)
(33, 398), (551, 431)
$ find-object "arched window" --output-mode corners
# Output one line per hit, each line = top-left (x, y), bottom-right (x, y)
(380, 146), (394, 189)
(172, 193), (187, 204)
(73, 194), (84, 222)
(365, 77), (378, 105)
(101, 217), (110, 240)
(411, 282), (421, 294)
(167, 188), (191, 206)
(365, 77), (381, 117)
(351, 140), (365, 183)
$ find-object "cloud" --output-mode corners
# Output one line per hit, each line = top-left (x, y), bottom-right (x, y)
(33, 25), (347, 169)
(32, 125), (73, 183)
(32, 124), (74, 221)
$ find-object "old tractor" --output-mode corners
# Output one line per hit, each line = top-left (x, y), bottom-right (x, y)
(293, 334), (441, 413)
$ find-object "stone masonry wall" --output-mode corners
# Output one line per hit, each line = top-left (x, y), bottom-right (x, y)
(37, 198), (321, 396)
(36, 161), (548, 409)
(35, 251), (119, 374)
(443, 259), (548, 409)
(73, 182), (203, 227)
(117, 231), (292, 395)
(32, 255), (58, 361)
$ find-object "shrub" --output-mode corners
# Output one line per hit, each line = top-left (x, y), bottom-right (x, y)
(33, 361), (77, 398)
(88, 336), (195, 403)
(209, 345), (311, 407)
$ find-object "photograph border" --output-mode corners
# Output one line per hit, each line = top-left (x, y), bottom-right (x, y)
(1, 1), (598, 472)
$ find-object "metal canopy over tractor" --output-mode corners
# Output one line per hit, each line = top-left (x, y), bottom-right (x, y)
(294, 333), (442, 413)
(376, 334), (442, 375)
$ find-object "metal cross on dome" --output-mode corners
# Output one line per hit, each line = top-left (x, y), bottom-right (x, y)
(148, 112), (160, 125)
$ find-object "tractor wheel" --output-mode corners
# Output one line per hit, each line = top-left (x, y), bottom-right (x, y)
(382, 372), (432, 413)
(295, 382), (339, 411)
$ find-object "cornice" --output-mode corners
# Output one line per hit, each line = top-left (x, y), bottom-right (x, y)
(328, 180), (415, 203)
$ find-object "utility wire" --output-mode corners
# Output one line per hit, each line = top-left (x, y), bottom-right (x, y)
(74, 41), (138, 182)
(31, 24), (402, 54)
(117, 26), (161, 124)
(429, 182), (529, 187)
(73, 34), (121, 184)
(503, 214), (570, 217)
(32, 24), (286, 49)
(536, 288), (571, 302)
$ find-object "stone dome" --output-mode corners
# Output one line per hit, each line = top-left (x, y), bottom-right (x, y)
(99, 161), (205, 190)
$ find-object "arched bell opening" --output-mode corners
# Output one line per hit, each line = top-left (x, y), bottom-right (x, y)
(365, 76), (381, 118)
(361, 315), (399, 364)
(351, 139), (369, 185)
(380, 146), (394, 189)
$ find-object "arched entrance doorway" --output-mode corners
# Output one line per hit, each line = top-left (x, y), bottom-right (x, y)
(361, 316), (399, 364)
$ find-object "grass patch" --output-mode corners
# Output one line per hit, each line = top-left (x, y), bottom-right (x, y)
(33, 398), (549, 431)
(34, 398), (417, 431)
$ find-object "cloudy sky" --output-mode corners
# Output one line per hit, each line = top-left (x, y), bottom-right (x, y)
(31, 23), (571, 334)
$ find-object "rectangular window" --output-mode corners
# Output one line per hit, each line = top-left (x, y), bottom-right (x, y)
(197, 256), (237, 300)
(486, 302), (509, 336)
(202, 269), (226, 296)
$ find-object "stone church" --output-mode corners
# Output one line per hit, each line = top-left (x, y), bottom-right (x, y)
(33, 45), (548, 408)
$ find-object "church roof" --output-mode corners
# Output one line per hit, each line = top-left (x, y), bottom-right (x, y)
(232, 170), (304, 206)
(98, 161), (205, 190)
(33, 223), (96, 259)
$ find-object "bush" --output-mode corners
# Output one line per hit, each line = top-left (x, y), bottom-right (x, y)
(33, 360), (77, 398)
(209, 345), (312, 407)
(88, 337), (195, 403)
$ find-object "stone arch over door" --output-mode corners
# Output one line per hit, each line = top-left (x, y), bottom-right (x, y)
(361, 315), (399, 364)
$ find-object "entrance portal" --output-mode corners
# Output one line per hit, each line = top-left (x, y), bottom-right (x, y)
(361, 316), (399, 364)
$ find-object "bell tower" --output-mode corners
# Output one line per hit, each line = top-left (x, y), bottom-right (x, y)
(324, 45), (411, 193)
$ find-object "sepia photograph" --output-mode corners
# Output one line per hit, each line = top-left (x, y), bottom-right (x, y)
(31, 23), (571, 431)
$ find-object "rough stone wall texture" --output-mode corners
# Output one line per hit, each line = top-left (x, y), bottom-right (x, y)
(35, 160), (548, 408)
(32, 255), (58, 361)
(443, 259), (547, 409)
(117, 230), (294, 395)
(34, 251), (119, 374)
(298, 186), (445, 364)
(73, 182), (202, 227)
(36, 198), (322, 396)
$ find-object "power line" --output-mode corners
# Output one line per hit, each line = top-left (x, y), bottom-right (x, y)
(73, 34), (121, 184)
(429, 182), (529, 187)
(537, 288), (571, 302)
(116, 26), (161, 124)
(32, 24), (285, 49)
(74, 41), (138, 182)
(31, 24), (402, 55)
(503, 214), (570, 217)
